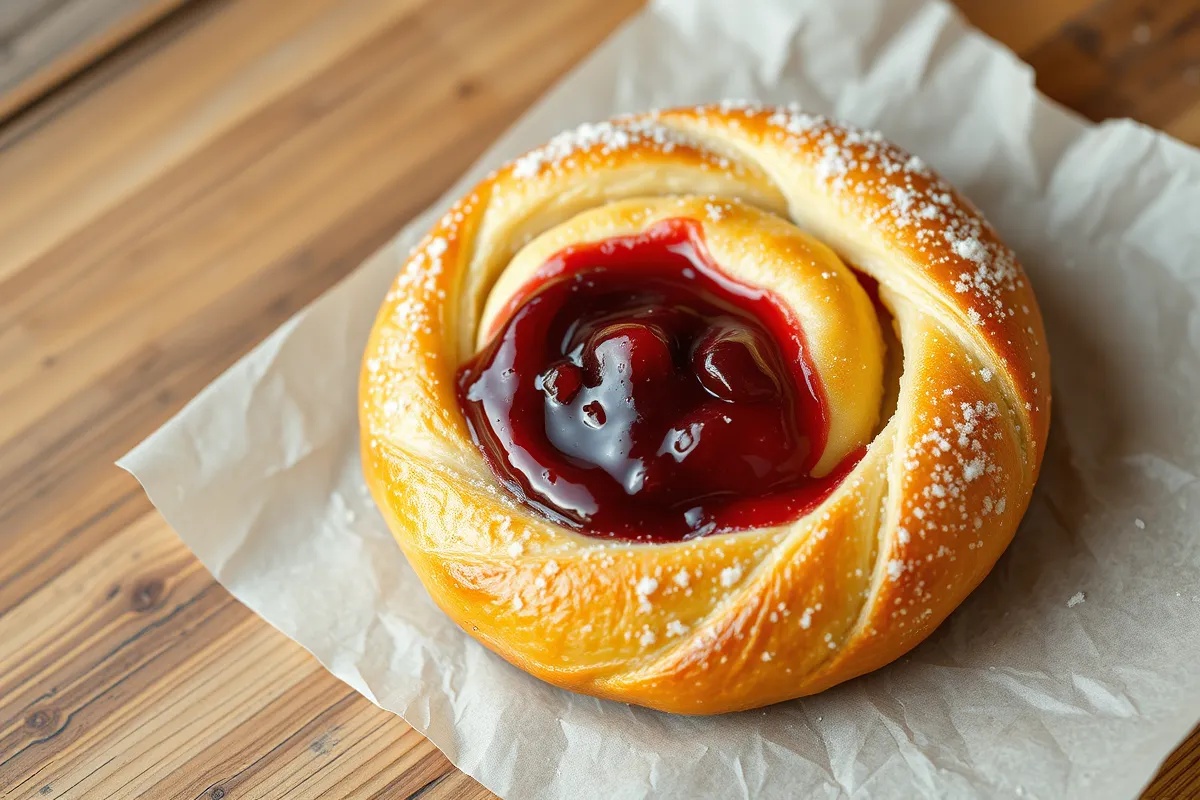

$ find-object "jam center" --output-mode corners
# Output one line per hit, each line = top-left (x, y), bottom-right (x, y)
(458, 218), (853, 542)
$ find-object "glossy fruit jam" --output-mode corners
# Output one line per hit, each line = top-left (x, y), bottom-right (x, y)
(457, 218), (855, 542)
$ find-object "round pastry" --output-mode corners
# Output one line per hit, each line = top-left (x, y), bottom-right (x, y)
(360, 103), (1050, 714)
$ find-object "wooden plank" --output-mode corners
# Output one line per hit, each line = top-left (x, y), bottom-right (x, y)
(0, 0), (639, 797)
(1023, 0), (1200, 134)
(956, 0), (1200, 137)
(0, 0), (1196, 798)
(0, 0), (190, 121)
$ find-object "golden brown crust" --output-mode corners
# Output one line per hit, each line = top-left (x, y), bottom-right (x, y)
(359, 104), (1051, 714)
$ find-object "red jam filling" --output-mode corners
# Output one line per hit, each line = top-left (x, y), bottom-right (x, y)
(457, 218), (856, 542)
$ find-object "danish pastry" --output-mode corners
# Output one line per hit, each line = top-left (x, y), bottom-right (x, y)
(360, 103), (1050, 714)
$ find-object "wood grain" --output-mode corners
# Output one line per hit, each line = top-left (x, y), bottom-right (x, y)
(0, 0), (1197, 798)
(0, 0), (190, 122)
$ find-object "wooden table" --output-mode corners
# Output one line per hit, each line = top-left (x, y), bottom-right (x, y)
(1, 0), (1197, 797)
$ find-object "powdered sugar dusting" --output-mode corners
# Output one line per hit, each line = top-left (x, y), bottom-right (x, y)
(766, 104), (821, 135)
(504, 118), (729, 182)
(722, 101), (1028, 333)
(363, 190), (477, 432)
(638, 625), (657, 646)
(888, 377), (1011, 607)
(635, 576), (659, 613)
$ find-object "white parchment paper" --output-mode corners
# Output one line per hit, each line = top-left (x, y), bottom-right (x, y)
(120, 0), (1200, 797)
